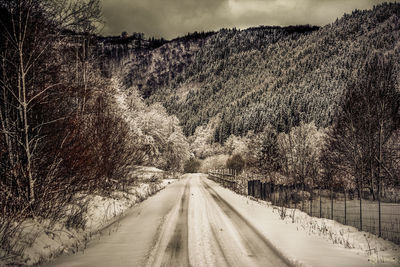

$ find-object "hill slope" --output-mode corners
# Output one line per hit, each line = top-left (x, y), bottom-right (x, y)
(106, 3), (400, 143)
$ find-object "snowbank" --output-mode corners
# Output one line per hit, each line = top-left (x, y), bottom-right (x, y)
(0, 169), (177, 266)
(207, 178), (400, 266)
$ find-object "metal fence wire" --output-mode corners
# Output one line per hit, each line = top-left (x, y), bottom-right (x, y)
(207, 169), (400, 245)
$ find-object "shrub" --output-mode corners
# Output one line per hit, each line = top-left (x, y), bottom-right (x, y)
(226, 154), (245, 174)
(184, 158), (201, 173)
(199, 154), (229, 172)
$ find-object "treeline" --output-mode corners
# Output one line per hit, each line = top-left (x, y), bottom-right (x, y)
(0, 0), (189, 258)
(193, 52), (400, 199)
(116, 36), (209, 98)
(323, 53), (400, 197)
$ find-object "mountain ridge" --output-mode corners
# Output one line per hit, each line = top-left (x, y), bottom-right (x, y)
(101, 2), (400, 143)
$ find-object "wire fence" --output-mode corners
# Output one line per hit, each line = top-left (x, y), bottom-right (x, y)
(207, 169), (400, 245)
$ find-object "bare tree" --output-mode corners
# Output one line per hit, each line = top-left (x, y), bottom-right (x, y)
(323, 52), (400, 199)
(0, 0), (102, 215)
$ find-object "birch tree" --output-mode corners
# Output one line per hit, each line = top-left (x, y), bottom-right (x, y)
(0, 0), (101, 214)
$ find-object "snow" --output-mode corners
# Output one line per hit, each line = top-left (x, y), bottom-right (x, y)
(43, 174), (399, 267)
(187, 175), (260, 267)
(46, 176), (188, 267)
(207, 176), (400, 266)
(0, 169), (176, 266)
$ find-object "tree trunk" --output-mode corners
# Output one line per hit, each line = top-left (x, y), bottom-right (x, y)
(19, 38), (35, 204)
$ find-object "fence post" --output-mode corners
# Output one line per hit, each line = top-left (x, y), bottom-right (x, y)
(254, 180), (258, 198)
(319, 186), (322, 218)
(360, 187), (362, 231)
(344, 188), (347, 225)
(263, 182), (266, 200)
(249, 181), (251, 196)
(378, 179), (381, 237)
(310, 188), (313, 217)
(234, 170), (236, 192)
(331, 186), (333, 220)
(276, 185), (282, 207)
(302, 183), (305, 212)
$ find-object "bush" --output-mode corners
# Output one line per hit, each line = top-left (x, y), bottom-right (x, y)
(199, 154), (229, 173)
(226, 154), (245, 174)
(184, 158), (201, 173)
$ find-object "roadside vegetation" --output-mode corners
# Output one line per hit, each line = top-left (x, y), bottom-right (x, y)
(0, 0), (189, 263)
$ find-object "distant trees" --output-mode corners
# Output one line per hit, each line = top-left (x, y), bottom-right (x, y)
(184, 158), (201, 173)
(136, 3), (400, 145)
(224, 134), (249, 156)
(226, 154), (245, 174)
(189, 119), (223, 159)
(277, 122), (325, 187)
(323, 52), (400, 197)
(242, 125), (281, 177)
(133, 103), (189, 172)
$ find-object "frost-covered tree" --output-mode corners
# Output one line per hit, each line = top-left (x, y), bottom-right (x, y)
(278, 122), (325, 186)
(323, 52), (400, 196)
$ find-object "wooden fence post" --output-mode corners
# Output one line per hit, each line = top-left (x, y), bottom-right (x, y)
(331, 186), (334, 220)
(263, 182), (266, 200)
(344, 188), (347, 225)
(360, 187), (362, 231)
(319, 186), (322, 218)
(378, 179), (381, 237)
(310, 188), (313, 217)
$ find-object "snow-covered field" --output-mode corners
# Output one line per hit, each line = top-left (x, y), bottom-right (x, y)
(43, 174), (399, 267)
(306, 196), (400, 245)
(0, 167), (177, 266)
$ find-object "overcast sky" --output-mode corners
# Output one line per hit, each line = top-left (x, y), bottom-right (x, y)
(100, 0), (394, 39)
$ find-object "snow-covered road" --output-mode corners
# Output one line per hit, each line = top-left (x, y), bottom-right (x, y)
(47, 174), (397, 267)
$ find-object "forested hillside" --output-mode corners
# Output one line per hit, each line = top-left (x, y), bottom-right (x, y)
(104, 3), (399, 205)
(98, 31), (215, 97)
(109, 3), (400, 143)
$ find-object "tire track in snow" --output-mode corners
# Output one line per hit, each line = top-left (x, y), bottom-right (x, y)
(209, 222), (231, 265)
(160, 181), (190, 266)
(202, 180), (293, 267)
(188, 175), (234, 267)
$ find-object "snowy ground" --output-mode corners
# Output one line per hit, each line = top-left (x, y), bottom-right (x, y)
(303, 195), (400, 244)
(44, 174), (399, 266)
(0, 167), (176, 266)
(210, 179), (400, 267)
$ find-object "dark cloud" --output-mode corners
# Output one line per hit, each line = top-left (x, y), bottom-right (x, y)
(100, 0), (395, 39)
